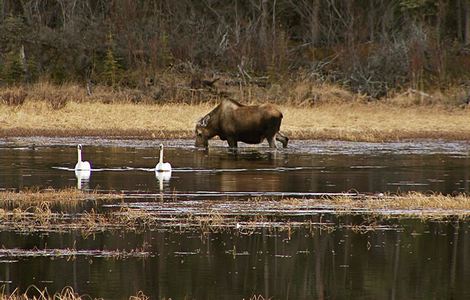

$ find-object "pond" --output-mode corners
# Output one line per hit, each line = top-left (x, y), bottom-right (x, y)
(0, 137), (469, 299)
(1, 138), (469, 196)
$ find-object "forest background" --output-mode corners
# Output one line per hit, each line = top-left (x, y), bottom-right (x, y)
(1, 0), (470, 98)
(1, 0), (470, 140)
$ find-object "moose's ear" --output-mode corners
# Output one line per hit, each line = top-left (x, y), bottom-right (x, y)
(198, 115), (210, 127)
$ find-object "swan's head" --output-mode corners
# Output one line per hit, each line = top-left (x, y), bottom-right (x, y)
(77, 144), (83, 151)
(159, 144), (164, 150)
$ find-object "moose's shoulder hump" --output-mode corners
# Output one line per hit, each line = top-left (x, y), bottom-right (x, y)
(260, 103), (283, 115)
(221, 98), (244, 108)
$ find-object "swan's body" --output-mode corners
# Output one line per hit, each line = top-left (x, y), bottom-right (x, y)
(155, 144), (172, 172)
(74, 144), (91, 172)
(74, 144), (91, 190)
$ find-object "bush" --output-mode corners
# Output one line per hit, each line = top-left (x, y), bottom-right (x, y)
(0, 90), (28, 106)
(2, 51), (24, 84)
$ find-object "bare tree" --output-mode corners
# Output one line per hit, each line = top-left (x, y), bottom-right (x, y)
(465, 0), (470, 45)
(288, 0), (321, 47)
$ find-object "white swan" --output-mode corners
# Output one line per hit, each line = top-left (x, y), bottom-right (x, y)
(74, 144), (91, 189)
(75, 144), (91, 171)
(155, 144), (172, 172)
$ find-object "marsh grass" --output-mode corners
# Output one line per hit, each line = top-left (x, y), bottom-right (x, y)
(2, 190), (468, 235)
(1, 82), (470, 141)
(0, 285), (149, 300)
(0, 188), (124, 233)
(0, 248), (149, 259)
(0, 188), (123, 208)
(0, 286), (83, 300)
(0, 88), (28, 106)
(1, 101), (470, 141)
(245, 295), (270, 300)
(296, 192), (470, 218)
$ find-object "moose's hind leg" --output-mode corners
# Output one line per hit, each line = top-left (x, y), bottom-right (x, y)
(275, 132), (289, 148)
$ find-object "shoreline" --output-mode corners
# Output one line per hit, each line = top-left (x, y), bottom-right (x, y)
(1, 101), (470, 142)
(1, 128), (470, 142)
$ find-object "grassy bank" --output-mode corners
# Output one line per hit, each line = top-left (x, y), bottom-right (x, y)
(1, 83), (470, 141)
(1, 101), (470, 141)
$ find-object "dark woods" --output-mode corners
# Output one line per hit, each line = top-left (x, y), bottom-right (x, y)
(1, 0), (470, 97)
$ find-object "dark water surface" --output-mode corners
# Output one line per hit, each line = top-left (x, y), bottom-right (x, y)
(0, 137), (470, 299)
(1, 220), (469, 300)
(1, 137), (470, 195)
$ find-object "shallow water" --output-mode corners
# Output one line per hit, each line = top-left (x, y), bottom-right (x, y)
(0, 220), (469, 299)
(1, 137), (469, 196)
(1, 137), (470, 299)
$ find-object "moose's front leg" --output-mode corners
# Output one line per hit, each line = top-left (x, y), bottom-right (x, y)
(268, 137), (277, 148)
(227, 138), (238, 148)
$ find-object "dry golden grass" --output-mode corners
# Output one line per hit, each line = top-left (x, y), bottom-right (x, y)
(0, 188), (122, 208)
(1, 82), (470, 141)
(2, 101), (469, 141)
(1, 190), (469, 234)
(281, 102), (470, 141)
(0, 286), (82, 300)
(369, 192), (470, 211)
(282, 192), (470, 218)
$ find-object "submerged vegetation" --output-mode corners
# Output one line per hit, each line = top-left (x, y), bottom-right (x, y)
(0, 189), (469, 235)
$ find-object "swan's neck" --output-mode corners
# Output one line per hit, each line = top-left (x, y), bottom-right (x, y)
(77, 148), (82, 163)
(159, 148), (164, 164)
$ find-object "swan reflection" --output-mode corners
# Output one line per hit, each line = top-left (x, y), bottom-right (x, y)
(75, 169), (91, 190)
(156, 170), (171, 191)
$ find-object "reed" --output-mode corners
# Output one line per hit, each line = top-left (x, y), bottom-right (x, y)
(246, 295), (270, 300)
(299, 192), (470, 218)
(2, 191), (469, 235)
(1, 188), (470, 235)
(0, 285), (148, 300)
(0, 188), (123, 208)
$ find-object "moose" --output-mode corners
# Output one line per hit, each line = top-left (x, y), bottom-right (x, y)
(195, 99), (288, 149)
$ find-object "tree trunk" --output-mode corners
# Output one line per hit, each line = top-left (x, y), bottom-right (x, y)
(465, 0), (470, 45)
(345, 0), (354, 49)
(368, 0), (375, 41)
(457, 0), (463, 41)
(260, 0), (269, 48)
(311, 0), (320, 47)
(19, 44), (31, 83)
(435, 0), (446, 44)
(260, 0), (269, 68)
(0, 0), (4, 22)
